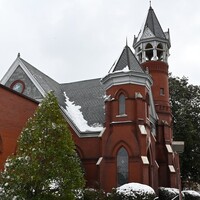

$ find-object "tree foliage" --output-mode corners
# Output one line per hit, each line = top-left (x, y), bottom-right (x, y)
(0, 92), (85, 199)
(169, 75), (200, 187)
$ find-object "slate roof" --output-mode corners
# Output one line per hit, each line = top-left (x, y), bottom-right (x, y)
(61, 79), (105, 126)
(3, 44), (147, 134)
(20, 58), (105, 128)
(133, 6), (169, 45)
(20, 58), (66, 107)
(110, 45), (144, 73)
(144, 6), (166, 39)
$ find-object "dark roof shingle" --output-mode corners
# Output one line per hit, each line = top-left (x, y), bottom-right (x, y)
(110, 45), (144, 73)
(21, 58), (106, 128)
(61, 78), (105, 126)
(144, 6), (166, 39)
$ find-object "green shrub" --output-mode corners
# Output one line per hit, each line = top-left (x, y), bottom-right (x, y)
(108, 183), (156, 200)
(158, 187), (190, 200)
(80, 188), (106, 200)
(158, 187), (180, 200)
(183, 190), (200, 200)
(77, 183), (157, 200)
(108, 188), (156, 200)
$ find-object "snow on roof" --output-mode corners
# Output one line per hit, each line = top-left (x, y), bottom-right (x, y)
(122, 65), (130, 72)
(117, 182), (155, 197)
(109, 65), (130, 74)
(63, 92), (103, 132)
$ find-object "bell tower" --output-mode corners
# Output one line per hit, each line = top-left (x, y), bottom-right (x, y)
(133, 5), (171, 127)
(133, 5), (179, 188)
(133, 5), (170, 64)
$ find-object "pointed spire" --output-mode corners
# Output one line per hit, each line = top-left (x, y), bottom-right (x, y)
(145, 6), (165, 39)
(133, 6), (171, 63)
(133, 5), (171, 47)
(17, 52), (20, 58)
(126, 37), (128, 46)
(109, 45), (144, 73)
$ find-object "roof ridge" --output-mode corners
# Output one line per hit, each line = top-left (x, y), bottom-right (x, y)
(126, 45), (131, 70)
(127, 46), (144, 72)
(60, 77), (101, 86)
(20, 58), (60, 85)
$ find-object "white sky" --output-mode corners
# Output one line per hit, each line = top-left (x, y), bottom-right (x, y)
(0, 0), (199, 85)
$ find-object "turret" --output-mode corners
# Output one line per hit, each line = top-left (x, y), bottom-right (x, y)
(133, 6), (170, 64)
(133, 5), (171, 124)
(100, 45), (158, 190)
(132, 5), (181, 188)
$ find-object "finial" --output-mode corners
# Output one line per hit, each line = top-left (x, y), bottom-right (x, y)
(149, 0), (152, 8)
(17, 52), (20, 58)
(126, 37), (128, 46)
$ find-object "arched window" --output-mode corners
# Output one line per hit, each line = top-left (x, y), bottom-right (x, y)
(137, 47), (142, 63)
(146, 93), (150, 118)
(119, 94), (126, 115)
(117, 147), (128, 186)
(157, 43), (164, 60)
(145, 43), (153, 61)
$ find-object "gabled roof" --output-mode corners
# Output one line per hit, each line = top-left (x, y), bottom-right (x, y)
(0, 56), (105, 135)
(19, 58), (65, 107)
(109, 45), (144, 73)
(20, 59), (105, 131)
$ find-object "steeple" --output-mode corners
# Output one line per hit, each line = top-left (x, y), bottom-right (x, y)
(132, 5), (172, 125)
(101, 44), (152, 91)
(143, 6), (166, 39)
(133, 5), (170, 63)
(109, 45), (143, 73)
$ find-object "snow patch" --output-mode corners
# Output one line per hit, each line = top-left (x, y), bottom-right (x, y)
(52, 122), (56, 129)
(110, 65), (130, 74)
(49, 180), (59, 190)
(122, 65), (130, 72)
(160, 187), (179, 195)
(63, 92), (103, 132)
(103, 94), (111, 101)
(183, 190), (200, 197)
(117, 182), (155, 196)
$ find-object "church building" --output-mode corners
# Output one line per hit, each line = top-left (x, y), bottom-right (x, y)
(0, 6), (183, 192)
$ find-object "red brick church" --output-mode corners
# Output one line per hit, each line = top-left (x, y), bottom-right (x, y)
(0, 5), (183, 192)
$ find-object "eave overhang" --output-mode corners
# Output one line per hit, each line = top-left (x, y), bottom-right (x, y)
(133, 36), (171, 49)
(101, 70), (153, 91)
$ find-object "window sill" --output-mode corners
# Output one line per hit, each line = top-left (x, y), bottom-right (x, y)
(116, 114), (127, 117)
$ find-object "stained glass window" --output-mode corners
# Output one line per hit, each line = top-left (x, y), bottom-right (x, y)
(119, 94), (125, 115)
(117, 147), (128, 186)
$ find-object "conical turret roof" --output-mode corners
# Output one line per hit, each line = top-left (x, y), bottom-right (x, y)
(109, 45), (144, 73)
(144, 6), (166, 39)
(133, 6), (170, 46)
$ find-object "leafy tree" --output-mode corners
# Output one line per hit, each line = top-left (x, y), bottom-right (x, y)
(169, 75), (200, 188)
(0, 92), (85, 199)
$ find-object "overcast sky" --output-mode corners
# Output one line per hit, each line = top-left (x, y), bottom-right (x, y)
(0, 0), (200, 85)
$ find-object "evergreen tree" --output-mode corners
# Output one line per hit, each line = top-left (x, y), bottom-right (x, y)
(169, 75), (200, 188)
(0, 92), (85, 199)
